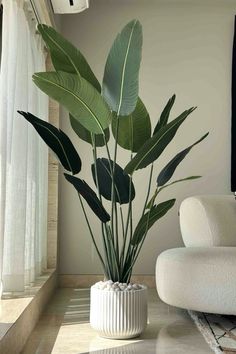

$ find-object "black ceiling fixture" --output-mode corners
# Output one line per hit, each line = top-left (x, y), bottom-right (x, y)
(69, 0), (74, 5)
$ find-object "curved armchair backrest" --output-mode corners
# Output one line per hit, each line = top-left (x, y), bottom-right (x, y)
(179, 195), (236, 247)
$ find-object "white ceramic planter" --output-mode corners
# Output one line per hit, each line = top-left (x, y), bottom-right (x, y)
(90, 284), (147, 339)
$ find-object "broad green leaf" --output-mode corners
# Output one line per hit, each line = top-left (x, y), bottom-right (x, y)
(131, 199), (175, 245)
(112, 98), (151, 152)
(157, 133), (209, 186)
(18, 111), (81, 174)
(91, 158), (135, 204)
(102, 19), (143, 115)
(70, 114), (110, 147)
(153, 94), (176, 135)
(38, 24), (101, 92)
(33, 71), (112, 134)
(64, 174), (110, 223)
(124, 107), (196, 175)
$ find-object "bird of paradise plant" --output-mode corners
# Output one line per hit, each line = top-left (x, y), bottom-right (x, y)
(18, 20), (208, 283)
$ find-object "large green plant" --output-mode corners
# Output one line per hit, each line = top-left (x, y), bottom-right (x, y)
(18, 20), (208, 283)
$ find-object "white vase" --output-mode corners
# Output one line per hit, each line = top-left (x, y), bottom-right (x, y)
(90, 284), (148, 339)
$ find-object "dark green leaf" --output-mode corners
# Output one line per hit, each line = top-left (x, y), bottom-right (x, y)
(157, 133), (209, 186)
(18, 111), (81, 174)
(153, 94), (176, 135)
(102, 19), (143, 115)
(124, 107), (196, 175)
(112, 98), (151, 152)
(131, 199), (175, 245)
(33, 71), (112, 134)
(70, 114), (110, 147)
(38, 24), (101, 92)
(64, 174), (110, 223)
(91, 158), (135, 204)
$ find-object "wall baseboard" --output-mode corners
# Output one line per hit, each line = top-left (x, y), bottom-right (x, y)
(59, 274), (156, 288)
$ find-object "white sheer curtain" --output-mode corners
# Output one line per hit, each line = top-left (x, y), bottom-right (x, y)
(0, 0), (48, 293)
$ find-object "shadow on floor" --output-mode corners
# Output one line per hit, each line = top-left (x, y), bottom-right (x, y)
(80, 321), (206, 353)
(21, 289), (210, 354)
(21, 289), (90, 354)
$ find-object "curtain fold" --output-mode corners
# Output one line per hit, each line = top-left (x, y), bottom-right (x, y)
(0, 0), (48, 293)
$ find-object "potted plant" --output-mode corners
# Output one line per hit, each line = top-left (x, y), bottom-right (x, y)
(18, 19), (208, 339)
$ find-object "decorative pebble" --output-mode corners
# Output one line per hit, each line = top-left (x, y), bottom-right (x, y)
(93, 280), (143, 291)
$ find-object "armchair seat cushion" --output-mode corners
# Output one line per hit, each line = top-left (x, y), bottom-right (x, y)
(156, 247), (236, 315)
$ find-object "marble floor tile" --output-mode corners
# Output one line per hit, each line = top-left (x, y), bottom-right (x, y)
(21, 288), (212, 354)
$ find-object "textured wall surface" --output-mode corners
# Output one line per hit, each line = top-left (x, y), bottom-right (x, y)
(58, 0), (236, 275)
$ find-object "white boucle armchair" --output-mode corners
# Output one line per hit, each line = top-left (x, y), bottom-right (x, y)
(156, 195), (236, 315)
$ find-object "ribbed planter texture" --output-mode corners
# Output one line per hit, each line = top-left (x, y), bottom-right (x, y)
(90, 284), (148, 339)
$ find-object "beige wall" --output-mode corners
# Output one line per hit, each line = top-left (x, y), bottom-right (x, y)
(58, 0), (236, 275)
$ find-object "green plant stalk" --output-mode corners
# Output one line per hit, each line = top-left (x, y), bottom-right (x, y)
(91, 133), (112, 278)
(103, 229), (115, 280)
(120, 151), (136, 280)
(122, 176), (134, 270)
(100, 132), (115, 256)
(129, 194), (133, 248)
(128, 153), (133, 246)
(127, 251), (136, 282)
(91, 135), (121, 281)
(123, 163), (155, 279)
(142, 163), (154, 215)
(120, 206), (125, 239)
(122, 246), (136, 282)
(119, 205), (131, 270)
(124, 203), (134, 283)
(119, 152), (133, 272)
(105, 223), (120, 281)
(111, 113), (120, 257)
(122, 188), (157, 281)
(145, 185), (161, 208)
(127, 209), (133, 281)
(114, 202), (119, 264)
(102, 134), (116, 250)
(78, 194), (108, 277)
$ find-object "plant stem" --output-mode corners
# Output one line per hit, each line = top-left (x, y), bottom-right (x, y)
(114, 202), (119, 262)
(120, 152), (133, 271)
(78, 194), (108, 277)
(105, 223), (120, 281)
(129, 194), (133, 247)
(120, 206), (125, 239)
(102, 135), (115, 250)
(121, 162), (154, 282)
(91, 133), (111, 278)
(91, 134), (101, 199)
(111, 114), (120, 256)
(141, 163), (154, 216)
(104, 136), (113, 163)
(122, 190), (156, 281)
